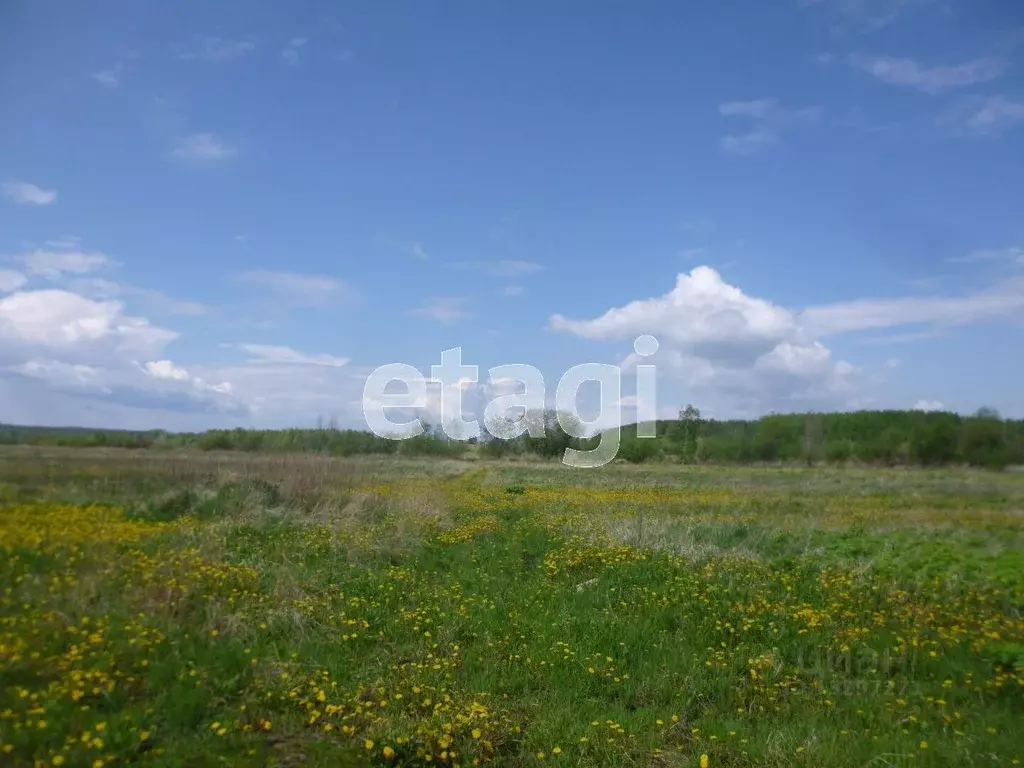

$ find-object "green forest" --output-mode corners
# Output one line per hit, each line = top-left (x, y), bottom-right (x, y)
(3, 407), (1022, 468)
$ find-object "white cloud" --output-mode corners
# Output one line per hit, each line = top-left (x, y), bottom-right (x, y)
(551, 267), (854, 413)
(280, 37), (308, 67)
(376, 235), (431, 261)
(850, 55), (1003, 93)
(0, 289), (176, 360)
(45, 236), (82, 249)
(138, 359), (234, 397)
(451, 260), (544, 278)
(7, 356), (243, 417)
(142, 359), (189, 381)
(0, 288), (243, 418)
(551, 267), (797, 362)
(961, 96), (1024, 136)
(503, 284), (524, 297)
(171, 133), (236, 164)
(16, 359), (102, 388)
(799, 278), (1024, 335)
(946, 246), (1024, 264)
(19, 249), (110, 279)
(718, 99), (822, 155)
(0, 270), (27, 293)
(805, 0), (939, 30)
(176, 37), (257, 63)
(90, 68), (120, 88)
(719, 99), (778, 119)
(411, 297), (472, 325)
(238, 344), (349, 367)
(550, 265), (1024, 415)
(72, 278), (208, 316)
(2, 180), (57, 205)
(913, 399), (944, 412)
(184, 361), (365, 424)
(857, 330), (943, 345)
(719, 132), (776, 155)
(236, 269), (348, 307)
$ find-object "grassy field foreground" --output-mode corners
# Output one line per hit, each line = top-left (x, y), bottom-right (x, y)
(1, 449), (1023, 766)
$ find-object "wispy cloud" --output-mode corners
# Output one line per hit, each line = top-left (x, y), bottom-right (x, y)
(800, 277), (1024, 336)
(72, 278), (208, 316)
(88, 51), (138, 88)
(719, 99), (778, 119)
(171, 133), (237, 164)
(849, 55), (1004, 93)
(176, 37), (256, 63)
(955, 96), (1024, 137)
(378, 236), (430, 261)
(237, 343), (349, 367)
(718, 99), (822, 155)
(280, 37), (308, 67)
(411, 297), (471, 324)
(90, 67), (121, 88)
(945, 246), (1024, 264)
(451, 260), (544, 278)
(856, 329), (945, 345)
(2, 180), (57, 205)
(502, 284), (524, 297)
(0, 270), (27, 293)
(236, 269), (348, 307)
(719, 132), (776, 155)
(19, 249), (110, 279)
(45, 236), (81, 249)
(803, 0), (937, 30)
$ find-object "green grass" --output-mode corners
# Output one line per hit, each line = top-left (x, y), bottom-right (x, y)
(1, 449), (1023, 766)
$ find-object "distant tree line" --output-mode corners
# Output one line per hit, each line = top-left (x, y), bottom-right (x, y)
(2, 406), (1022, 469)
(0, 420), (465, 457)
(609, 406), (1024, 469)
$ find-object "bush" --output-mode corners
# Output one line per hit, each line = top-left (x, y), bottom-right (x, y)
(961, 418), (1009, 469)
(618, 435), (658, 463)
(825, 439), (852, 464)
(911, 418), (959, 466)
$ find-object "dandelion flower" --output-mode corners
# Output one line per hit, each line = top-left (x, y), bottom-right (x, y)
(700, 754), (710, 768)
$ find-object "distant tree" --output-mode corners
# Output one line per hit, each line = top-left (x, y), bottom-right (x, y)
(802, 413), (825, 466)
(520, 409), (582, 459)
(825, 438), (852, 464)
(619, 431), (659, 462)
(485, 413), (523, 442)
(976, 406), (1001, 420)
(442, 416), (474, 443)
(962, 414), (1009, 469)
(678, 404), (702, 464)
(755, 416), (789, 462)
(910, 417), (959, 465)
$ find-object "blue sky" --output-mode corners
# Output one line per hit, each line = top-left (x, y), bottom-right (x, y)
(1, 0), (1023, 432)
